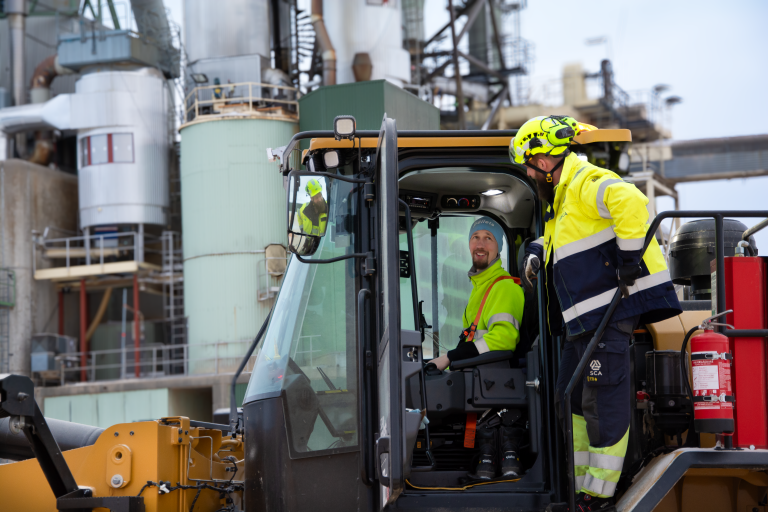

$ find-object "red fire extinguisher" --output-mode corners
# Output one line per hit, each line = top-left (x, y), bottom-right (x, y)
(689, 327), (734, 435)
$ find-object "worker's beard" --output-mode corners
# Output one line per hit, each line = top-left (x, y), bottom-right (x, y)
(533, 174), (555, 205)
(314, 199), (327, 213)
(472, 251), (495, 270)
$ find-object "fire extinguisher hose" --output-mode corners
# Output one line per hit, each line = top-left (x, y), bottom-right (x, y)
(680, 325), (700, 443)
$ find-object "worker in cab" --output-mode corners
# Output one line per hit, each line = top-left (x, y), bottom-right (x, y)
(298, 178), (328, 236)
(430, 217), (526, 481)
(513, 116), (682, 511)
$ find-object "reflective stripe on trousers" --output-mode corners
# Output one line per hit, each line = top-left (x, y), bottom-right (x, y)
(577, 428), (629, 498)
(573, 414), (589, 493)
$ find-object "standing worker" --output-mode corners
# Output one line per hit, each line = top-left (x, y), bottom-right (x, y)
(298, 178), (328, 236)
(511, 116), (681, 511)
(430, 217), (527, 480)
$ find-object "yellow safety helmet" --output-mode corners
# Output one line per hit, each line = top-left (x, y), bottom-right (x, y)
(305, 178), (323, 198)
(510, 115), (583, 182)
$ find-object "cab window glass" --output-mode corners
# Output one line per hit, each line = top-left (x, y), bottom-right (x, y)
(245, 179), (358, 458)
(399, 216), (509, 358)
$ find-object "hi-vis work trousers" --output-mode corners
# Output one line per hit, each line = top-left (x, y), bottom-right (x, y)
(555, 315), (639, 498)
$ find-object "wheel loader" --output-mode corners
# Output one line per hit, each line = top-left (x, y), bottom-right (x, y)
(2, 116), (768, 512)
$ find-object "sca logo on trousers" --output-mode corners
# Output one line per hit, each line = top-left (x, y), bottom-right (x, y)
(589, 359), (602, 377)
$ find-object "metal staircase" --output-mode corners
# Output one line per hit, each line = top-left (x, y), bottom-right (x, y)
(0, 269), (15, 374)
(161, 232), (186, 374)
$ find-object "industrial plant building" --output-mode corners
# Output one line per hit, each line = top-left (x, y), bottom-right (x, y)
(0, 0), (764, 427)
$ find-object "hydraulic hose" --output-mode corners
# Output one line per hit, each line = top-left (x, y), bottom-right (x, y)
(679, 325), (700, 447)
(680, 326), (699, 415)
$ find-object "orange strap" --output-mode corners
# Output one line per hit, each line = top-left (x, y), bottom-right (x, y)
(462, 276), (516, 342)
(464, 412), (477, 448)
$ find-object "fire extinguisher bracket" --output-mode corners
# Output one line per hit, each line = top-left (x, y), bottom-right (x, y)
(691, 353), (733, 361)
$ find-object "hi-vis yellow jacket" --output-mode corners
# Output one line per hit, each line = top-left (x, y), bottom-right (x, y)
(461, 259), (525, 353)
(298, 202), (327, 236)
(528, 153), (681, 336)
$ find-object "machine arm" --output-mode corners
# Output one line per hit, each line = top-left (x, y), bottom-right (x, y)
(0, 374), (143, 512)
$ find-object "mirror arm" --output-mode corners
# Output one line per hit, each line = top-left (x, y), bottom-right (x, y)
(287, 169), (369, 184)
(294, 251), (372, 265)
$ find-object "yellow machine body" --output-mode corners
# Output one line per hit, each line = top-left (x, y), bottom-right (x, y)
(0, 417), (243, 512)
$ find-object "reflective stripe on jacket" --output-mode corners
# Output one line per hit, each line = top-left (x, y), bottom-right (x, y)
(460, 259), (524, 353)
(527, 153), (681, 336)
(298, 202), (327, 236)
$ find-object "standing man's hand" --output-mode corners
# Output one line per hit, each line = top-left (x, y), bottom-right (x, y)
(617, 265), (642, 298)
(431, 354), (451, 371)
(521, 253), (541, 294)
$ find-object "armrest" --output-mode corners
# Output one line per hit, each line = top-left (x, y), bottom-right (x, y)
(450, 350), (514, 370)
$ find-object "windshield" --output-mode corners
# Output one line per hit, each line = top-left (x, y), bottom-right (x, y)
(244, 176), (360, 457)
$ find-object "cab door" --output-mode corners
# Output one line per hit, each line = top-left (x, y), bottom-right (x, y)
(375, 116), (405, 508)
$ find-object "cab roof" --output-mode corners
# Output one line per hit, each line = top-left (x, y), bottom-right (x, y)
(307, 129), (631, 151)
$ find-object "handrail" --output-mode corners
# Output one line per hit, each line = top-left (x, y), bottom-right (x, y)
(54, 340), (260, 385)
(33, 230), (152, 275)
(563, 210), (768, 512)
(184, 81), (300, 125)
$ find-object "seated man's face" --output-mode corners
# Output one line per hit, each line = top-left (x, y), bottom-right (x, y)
(469, 229), (498, 270)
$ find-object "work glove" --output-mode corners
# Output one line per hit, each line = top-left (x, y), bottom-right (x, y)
(521, 253), (540, 295)
(617, 265), (642, 298)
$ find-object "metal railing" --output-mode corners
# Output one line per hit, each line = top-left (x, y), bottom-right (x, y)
(56, 340), (259, 385)
(33, 230), (158, 275)
(184, 81), (300, 125)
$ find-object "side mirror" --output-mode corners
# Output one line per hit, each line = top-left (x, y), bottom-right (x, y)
(287, 174), (331, 256)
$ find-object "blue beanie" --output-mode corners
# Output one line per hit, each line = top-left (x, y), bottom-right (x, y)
(469, 217), (504, 252)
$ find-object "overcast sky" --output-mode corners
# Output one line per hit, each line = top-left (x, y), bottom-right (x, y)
(165, 0), (768, 250)
(422, 0), (768, 250)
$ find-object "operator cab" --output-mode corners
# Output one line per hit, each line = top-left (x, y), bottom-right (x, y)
(395, 167), (544, 488)
(243, 118), (632, 512)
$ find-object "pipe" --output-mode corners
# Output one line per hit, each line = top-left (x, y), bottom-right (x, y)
(311, 0), (336, 86)
(130, 0), (175, 74)
(58, 290), (64, 335)
(80, 278), (87, 382)
(133, 273), (140, 378)
(448, 0), (466, 130)
(30, 55), (75, 105)
(0, 416), (104, 461)
(481, 83), (508, 130)
(85, 287), (112, 342)
(130, 0), (172, 48)
(7, 0), (27, 157)
(0, 94), (72, 134)
(743, 218), (768, 241)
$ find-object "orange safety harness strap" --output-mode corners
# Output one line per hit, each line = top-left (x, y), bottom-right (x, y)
(460, 276), (516, 343)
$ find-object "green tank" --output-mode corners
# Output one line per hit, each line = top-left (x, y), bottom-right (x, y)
(180, 117), (297, 374)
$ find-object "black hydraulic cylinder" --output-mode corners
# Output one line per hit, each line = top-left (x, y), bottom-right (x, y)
(0, 416), (103, 461)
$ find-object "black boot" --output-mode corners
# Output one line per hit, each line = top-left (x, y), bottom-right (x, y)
(575, 493), (616, 511)
(468, 428), (496, 480)
(500, 426), (525, 477)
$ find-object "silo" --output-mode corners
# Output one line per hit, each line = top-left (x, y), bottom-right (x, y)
(323, 0), (411, 86)
(181, 0), (296, 373)
(76, 68), (170, 228)
(180, 116), (295, 373)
